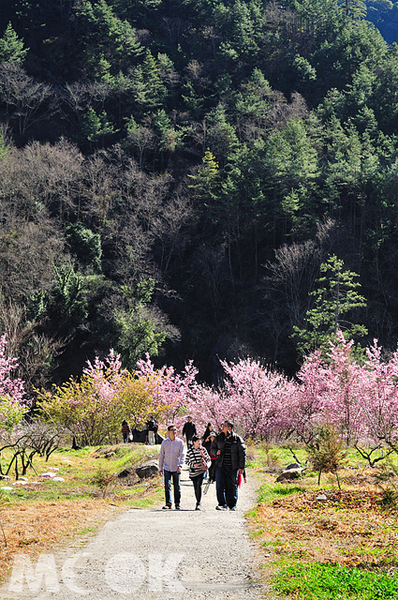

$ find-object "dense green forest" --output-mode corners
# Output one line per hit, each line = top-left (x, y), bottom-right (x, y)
(2, 0), (398, 390)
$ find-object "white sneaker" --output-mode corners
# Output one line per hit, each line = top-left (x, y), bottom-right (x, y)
(215, 505), (227, 511)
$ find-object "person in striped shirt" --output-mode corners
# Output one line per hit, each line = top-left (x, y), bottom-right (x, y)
(185, 435), (211, 510)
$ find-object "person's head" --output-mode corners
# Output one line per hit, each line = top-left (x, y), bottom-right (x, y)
(222, 421), (233, 435)
(191, 434), (201, 448)
(122, 420), (127, 425)
(207, 422), (213, 430)
(209, 431), (216, 440)
(167, 424), (177, 440)
(187, 416), (192, 422)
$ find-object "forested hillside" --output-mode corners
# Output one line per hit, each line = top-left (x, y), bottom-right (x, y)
(1, 0), (398, 388)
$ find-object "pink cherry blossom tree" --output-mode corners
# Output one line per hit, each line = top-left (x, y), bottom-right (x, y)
(217, 357), (295, 440)
(135, 354), (199, 430)
(0, 334), (28, 434)
(359, 340), (398, 461)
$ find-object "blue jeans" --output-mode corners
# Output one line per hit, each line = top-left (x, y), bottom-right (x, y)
(164, 470), (181, 506)
(215, 467), (238, 509)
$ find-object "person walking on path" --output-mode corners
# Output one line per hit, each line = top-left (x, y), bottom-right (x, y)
(207, 430), (218, 483)
(202, 422), (215, 445)
(121, 420), (131, 443)
(159, 424), (185, 510)
(185, 435), (211, 510)
(182, 415), (197, 447)
(211, 421), (246, 511)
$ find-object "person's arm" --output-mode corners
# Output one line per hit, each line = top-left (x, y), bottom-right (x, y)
(177, 439), (185, 472)
(185, 447), (195, 467)
(238, 437), (246, 471)
(211, 436), (218, 453)
(201, 447), (210, 462)
(158, 443), (165, 473)
(201, 446), (211, 468)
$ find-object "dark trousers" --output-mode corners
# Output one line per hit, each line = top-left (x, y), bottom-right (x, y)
(164, 470), (181, 506)
(216, 466), (238, 509)
(191, 473), (205, 505)
(209, 460), (216, 482)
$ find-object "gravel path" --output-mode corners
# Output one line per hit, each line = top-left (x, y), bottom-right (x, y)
(1, 466), (274, 600)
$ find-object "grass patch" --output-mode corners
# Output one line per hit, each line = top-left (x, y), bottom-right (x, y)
(272, 562), (398, 599)
(257, 482), (305, 504)
(246, 445), (398, 600)
(255, 444), (308, 470)
(0, 443), (163, 584)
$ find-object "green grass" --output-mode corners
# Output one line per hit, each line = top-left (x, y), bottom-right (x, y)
(76, 526), (97, 535)
(272, 563), (398, 600)
(255, 444), (308, 470)
(253, 442), (398, 472)
(257, 482), (305, 503)
(0, 443), (163, 504)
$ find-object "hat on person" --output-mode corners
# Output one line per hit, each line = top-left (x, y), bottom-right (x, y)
(209, 431), (216, 437)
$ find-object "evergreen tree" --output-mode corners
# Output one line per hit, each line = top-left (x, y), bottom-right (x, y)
(0, 22), (28, 63)
(293, 254), (368, 357)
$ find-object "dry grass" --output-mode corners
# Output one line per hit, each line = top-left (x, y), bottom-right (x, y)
(248, 467), (398, 571)
(0, 498), (119, 583)
(0, 443), (163, 584)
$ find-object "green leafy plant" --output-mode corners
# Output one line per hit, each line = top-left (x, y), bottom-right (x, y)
(306, 423), (347, 489)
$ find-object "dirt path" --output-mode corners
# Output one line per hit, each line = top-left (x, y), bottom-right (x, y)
(1, 466), (275, 600)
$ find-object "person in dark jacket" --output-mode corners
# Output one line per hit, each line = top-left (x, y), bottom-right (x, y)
(121, 420), (131, 444)
(145, 415), (158, 445)
(211, 421), (245, 511)
(202, 422), (215, 445)
(207, 430), (217, 483)
(182, 416), (197, 447)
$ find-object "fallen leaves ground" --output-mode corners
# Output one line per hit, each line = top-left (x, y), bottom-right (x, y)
(249, 469), (398, 572)
(0, 444), (163, 584)
(0, 497), (119, 583)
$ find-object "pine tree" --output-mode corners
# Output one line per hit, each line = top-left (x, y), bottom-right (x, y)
(0, 23), (28, 63)
(293, 254), (368, 357)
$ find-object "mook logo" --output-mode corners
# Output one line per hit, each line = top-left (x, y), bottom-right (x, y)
(8, 552), (185, 595)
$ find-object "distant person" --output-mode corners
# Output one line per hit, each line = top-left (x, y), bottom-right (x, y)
(211, 421), (246, 511)
(145, 415), (158, 445)
(202, 422), (215, 451)
(207, 431), (217, 483)
(182, 416), (197, 447)
(185, 435), (211, 510)
(121, 420), (131, 444)
(158, 425), (185, 510)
